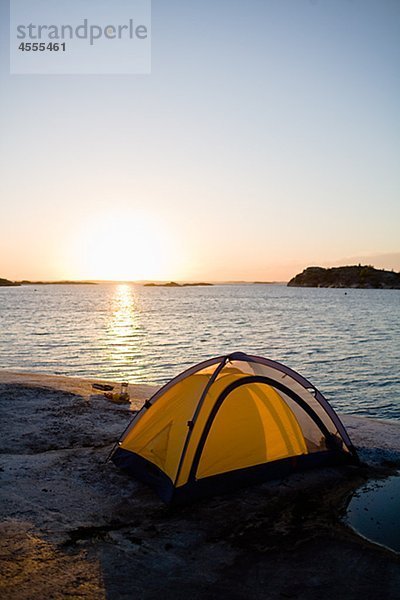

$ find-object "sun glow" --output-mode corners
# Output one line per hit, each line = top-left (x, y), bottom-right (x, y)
(68, 212), (182, 281)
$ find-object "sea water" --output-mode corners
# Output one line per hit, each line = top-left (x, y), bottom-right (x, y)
(0, 283), (399, 420)
(346, 472), (400, 554)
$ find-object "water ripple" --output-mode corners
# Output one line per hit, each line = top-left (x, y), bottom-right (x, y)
(0, 284), (399, 420)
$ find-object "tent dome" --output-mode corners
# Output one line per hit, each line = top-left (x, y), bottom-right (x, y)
(111, 353), (358, 504)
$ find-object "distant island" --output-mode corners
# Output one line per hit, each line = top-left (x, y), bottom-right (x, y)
(0, 278), (98, 286)
(0, 278), (21, 287)
(288, 265), (400, 289)
(19, 280), (97, 285)
(144, 282), (213, 287)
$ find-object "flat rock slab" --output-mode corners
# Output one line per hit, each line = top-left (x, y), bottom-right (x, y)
(0, 374), (399, 600)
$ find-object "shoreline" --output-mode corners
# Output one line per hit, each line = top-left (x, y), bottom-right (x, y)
(0, 369), (157, 407)
(1, 371), (399, 599)
(1, 367), (399, 426)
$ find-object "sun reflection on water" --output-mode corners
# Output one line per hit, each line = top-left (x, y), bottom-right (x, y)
(105, 285), (143, 378)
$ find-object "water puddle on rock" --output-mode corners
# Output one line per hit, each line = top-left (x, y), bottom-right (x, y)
(345, 471), (400, 553)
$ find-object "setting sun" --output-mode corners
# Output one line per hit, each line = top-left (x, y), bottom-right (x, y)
(67, 212), (181, 281)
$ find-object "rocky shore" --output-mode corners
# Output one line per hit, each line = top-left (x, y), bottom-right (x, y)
(0, 371), (399, 599)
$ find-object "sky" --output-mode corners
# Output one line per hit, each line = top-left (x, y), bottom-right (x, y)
(0, 0), (399, 282)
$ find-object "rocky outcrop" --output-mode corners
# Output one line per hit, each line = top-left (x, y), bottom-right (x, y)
(0, 373), (400, 599)
(288, 265), (400, 289)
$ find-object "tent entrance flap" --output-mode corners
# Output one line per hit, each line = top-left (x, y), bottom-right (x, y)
(196, 382), (308, 480)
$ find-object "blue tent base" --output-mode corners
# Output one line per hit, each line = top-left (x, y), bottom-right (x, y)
(112, 447), (175, 504)
(112, 447), (357, 506)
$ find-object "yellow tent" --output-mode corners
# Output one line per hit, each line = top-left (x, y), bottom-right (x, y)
(111, 353), (358, 504)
